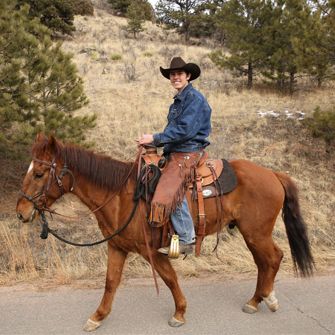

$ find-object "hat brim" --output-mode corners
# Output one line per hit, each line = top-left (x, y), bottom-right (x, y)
(160, 63), (201, 81)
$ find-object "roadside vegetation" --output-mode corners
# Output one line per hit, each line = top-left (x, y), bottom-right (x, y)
(0, 1), (334, 286)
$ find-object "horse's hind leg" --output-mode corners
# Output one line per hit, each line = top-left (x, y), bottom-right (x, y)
(84, 244), (127, 332)
(142, 250), (187, 327)
(240, 227), (283, 314)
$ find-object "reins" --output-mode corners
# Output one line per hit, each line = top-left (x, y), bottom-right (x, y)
(39, 201), (139, 247)
(25, 150), (142, 246)
(21, 146), (160, 294)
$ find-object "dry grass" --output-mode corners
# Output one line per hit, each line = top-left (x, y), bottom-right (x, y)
(1, 8), (335, 286)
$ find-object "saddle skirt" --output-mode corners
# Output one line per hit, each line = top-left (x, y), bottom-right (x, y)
(192, 156), (223, 187)
(141, 148), (224, 188)
(140, 146), (238, 256)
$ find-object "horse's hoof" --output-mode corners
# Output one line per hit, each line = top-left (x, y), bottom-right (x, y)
(263, 291), (279, 312)
(83, 318), (101, 332)
(168, 316), (185, 327)
(242, 303), (258, 314)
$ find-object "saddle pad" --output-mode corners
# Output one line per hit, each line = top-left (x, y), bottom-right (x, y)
(190, 159), (237, 199)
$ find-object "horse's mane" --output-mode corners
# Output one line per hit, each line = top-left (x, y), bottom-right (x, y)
(32, 138), (137, 192)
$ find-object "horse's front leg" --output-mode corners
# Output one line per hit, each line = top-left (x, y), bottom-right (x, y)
(142, 248), (187, 327)
(84, 243), (127, 332)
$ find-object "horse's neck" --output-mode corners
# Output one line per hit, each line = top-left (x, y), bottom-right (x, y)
(70, 172), (134, 214)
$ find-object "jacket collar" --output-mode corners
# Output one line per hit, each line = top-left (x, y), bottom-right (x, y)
(174, 83), (193, 101)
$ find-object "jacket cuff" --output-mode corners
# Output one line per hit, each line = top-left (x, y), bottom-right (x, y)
(153, 133), (163, 146)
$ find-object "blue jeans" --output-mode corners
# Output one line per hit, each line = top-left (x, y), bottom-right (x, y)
(171, 197), (196, 245)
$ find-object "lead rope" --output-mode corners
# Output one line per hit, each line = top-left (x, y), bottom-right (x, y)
(208, 165), (224, 254)
(137, 145), (159, 295)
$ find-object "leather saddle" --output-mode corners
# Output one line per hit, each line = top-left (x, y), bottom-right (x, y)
(191, 151), (223, 187)
(140, 146), (238, 257)
(141, 148), (223, 188)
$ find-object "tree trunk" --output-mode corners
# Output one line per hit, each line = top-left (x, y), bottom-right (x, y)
(247, 62), (253, 89)
(289, 71), (295, 95)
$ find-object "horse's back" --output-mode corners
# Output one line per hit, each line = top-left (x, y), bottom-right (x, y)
(226, 159), (285, 224)
(230, 159), (285, 195)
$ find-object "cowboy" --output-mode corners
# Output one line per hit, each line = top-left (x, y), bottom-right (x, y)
(138, 57), (212, 255)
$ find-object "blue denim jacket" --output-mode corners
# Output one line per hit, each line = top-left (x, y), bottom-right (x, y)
(153, 84), (212, 153)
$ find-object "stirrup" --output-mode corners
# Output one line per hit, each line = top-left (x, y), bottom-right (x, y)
(168, 234), (180, 258)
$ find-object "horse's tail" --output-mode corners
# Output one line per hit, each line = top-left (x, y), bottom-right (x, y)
(275, 172), (314, 277)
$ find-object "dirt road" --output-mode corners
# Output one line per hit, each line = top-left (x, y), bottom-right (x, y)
(0, 275), (333, 335)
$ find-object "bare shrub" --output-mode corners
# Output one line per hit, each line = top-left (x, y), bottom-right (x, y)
(122, 62), (138, 81)
(158, 46), (183, 62)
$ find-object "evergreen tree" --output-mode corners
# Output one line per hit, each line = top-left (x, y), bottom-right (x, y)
(156, 0), (207, 42)
(210, 0), (271, 89)
(261, 0), (314, 93)
(188, 1), (224, 40)
(292, 5), (333, 87)
(126, 1), (147, 38)
(108, 0), (132, 16)
(211, 0), (332, 92)
(327, 1), (335, 63)
(0, 1), (95, 157)
(109, 0), (154, 20)
(16, 0), (76, 36)
(302, 0), (335, 86)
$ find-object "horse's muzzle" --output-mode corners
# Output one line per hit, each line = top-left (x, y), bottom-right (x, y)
(16, 208), (36, 223)
(17, 212), (24, 222)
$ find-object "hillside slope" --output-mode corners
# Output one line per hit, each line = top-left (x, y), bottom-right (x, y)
(1, 7), (334, 285)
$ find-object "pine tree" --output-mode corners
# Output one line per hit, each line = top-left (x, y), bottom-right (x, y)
(211, 0), (271, 89)
(0, 2), (38, 155)
(300, 0), (335, 86)
(126, 1), (147, 38)
(109, 0), (154, 20)
(261, 0), (313, 93)
(188, 1), (223, 40)
(292, 6), (332, 87)
(108, 0), (132, 16)
(211, 0), (331, 92)
(16, 0), (76, 36)
(0, 1), (95, 157)
(156, 0), (207, 42)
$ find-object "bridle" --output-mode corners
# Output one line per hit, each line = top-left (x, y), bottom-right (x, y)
(20, 157), (75, 215)
(19, 148), (159, 293)
(19, 155), (140, 246)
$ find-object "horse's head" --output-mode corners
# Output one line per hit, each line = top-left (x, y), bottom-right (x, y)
(16, 133), (74, 222)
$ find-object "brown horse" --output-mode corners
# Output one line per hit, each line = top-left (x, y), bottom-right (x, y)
(16, 134), (314, 331)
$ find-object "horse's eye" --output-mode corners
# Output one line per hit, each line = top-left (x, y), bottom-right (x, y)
(34, 173), (44, 179)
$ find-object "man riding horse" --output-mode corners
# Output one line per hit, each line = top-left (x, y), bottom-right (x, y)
(138, 57), (212, 256)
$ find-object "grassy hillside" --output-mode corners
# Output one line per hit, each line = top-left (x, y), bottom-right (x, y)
(1, 7), (334, 286)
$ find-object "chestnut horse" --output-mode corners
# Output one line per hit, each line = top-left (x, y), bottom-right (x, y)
(16, 134), (314, 331)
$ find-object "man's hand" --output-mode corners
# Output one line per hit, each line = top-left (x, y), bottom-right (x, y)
(137, 134), (154, 146)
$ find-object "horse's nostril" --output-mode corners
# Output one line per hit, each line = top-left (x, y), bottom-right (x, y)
(17, 213), (24, 221)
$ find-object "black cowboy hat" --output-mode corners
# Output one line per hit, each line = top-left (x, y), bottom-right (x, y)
(160, 57), (201, 81)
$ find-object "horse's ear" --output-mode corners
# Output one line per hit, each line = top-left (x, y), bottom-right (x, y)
(35, 133), (47, 143)
(47, 135), (58, 154)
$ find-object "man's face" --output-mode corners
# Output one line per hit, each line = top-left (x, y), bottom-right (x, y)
(169, 70), (191, 91)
